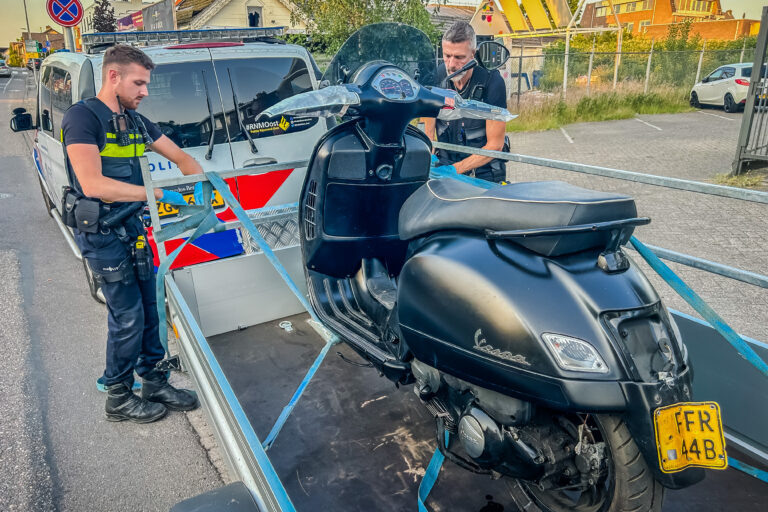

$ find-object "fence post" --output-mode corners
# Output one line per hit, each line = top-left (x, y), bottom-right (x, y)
(586, 38), (595, 96)
(695, 41), (707, 86)
(613, 29), (623, 90)
(644, 39), (654, 94)
(517, 43), (524, 108)
(563, 30), (570, 99)
(740, 37), (746, 63)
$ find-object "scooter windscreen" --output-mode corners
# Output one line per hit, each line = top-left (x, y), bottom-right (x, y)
(322, 22), (438, 87)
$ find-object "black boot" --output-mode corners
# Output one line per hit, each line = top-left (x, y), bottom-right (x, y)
(105, 382), (167, 423)
(141, 370), (199, 411)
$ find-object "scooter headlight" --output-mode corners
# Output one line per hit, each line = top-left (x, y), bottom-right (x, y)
(543, 333), (609, 374)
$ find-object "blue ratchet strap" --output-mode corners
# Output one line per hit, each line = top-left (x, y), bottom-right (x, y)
(154, 181), (219, 353)
(729, 459), (768, 484)
(206, 171), (340, 449)
(630, 237), (768, 378)
(262, 332), (340, 450)
(417, 432), (450, 512)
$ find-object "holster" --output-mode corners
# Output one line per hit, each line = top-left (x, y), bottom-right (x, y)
(61, 187), (80, 229)
(74, 198), (101, 233)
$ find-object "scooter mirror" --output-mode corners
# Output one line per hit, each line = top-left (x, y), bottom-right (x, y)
(477, 41), (510, 70)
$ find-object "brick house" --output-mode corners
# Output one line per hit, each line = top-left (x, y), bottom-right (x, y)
(581, 0), (760, 40)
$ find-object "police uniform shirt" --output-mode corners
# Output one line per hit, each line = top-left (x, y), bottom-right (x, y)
(61, 98), (162, 189)
(434, 63), (507, 179)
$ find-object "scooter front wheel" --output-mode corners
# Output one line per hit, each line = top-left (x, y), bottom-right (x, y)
(509, 414), (664, 512)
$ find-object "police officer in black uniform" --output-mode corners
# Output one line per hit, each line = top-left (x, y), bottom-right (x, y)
(61, 45), (203, 423)
(424, 21), (508, 183)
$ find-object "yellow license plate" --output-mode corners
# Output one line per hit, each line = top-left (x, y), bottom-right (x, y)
(156, 190), (225, 218)
(653, 402), (727, 473)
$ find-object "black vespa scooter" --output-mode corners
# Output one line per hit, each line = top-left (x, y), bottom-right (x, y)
(259, 23), (720, 512)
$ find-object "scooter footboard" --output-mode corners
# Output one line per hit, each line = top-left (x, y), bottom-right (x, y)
(620, 376), (706, 489)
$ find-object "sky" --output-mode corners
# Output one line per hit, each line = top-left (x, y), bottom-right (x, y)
(1, 0), (765, 46)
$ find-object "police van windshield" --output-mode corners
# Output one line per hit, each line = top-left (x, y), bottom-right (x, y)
(137, 61), (229, 149)
(214, 57), (318, 141)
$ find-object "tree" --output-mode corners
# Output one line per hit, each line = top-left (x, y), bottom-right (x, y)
(93, 0), (117, 33)
(291, 0), (442, 54)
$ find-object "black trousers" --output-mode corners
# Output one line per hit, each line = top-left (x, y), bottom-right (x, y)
(75, 227), (164, 387)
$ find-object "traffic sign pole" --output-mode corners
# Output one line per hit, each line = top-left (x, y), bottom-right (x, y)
(64, 27), (75, 51)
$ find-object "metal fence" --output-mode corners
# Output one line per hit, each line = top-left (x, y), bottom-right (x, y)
(502, 45), (757, 104)
(734, 6), (768, 174)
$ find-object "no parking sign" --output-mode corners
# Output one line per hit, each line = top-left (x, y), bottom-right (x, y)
(46, 0), (84, 28)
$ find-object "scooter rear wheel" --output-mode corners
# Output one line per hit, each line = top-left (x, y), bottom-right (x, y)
(509, 414), (664, 512)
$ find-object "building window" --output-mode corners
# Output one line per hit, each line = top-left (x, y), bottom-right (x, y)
(615, 4), (621, 14)
(247, 6), (262, 28)
(596, 6), (607, 17)
(640, 20), (651, 32)
(627, 2), (636, 13)
(625, 22), (634, 33)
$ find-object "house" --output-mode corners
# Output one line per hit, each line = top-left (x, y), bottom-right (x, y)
(21, 26), (65, 55)
(581, 0), (760, 40)
(176, 0), (308, 33)
(81, 1), (154, 33)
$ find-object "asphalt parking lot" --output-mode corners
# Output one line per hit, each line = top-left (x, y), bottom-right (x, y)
(506, 110), (768, 344)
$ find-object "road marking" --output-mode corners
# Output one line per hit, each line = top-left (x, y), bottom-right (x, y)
(2, 76), (13, 93)
(698, 110), (735, 121)
(559, 127), (574, 144)
(635, 117), (662, 131)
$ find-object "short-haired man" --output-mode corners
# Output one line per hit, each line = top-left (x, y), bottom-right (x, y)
(62, 45), (202, 423)
(424, 21), (508, 183)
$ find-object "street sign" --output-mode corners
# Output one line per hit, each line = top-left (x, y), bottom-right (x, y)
(46, 0), (84, 28)
(25, 40), (38, 53)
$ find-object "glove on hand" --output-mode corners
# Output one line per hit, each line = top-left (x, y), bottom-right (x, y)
(158, 189), (188, 206)
(193, 182), (205, 206)
(432, 164), (457, 175)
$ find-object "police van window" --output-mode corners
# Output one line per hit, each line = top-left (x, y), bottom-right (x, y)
(39, 66), (54, 135)
(136, 61), (229, 149)
(214, 57), (318, 141)
(50, 67), (72, 134)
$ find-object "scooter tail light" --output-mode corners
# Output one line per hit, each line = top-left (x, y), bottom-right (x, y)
(735, 79), (750, 86)
(542, 334), (609, 374)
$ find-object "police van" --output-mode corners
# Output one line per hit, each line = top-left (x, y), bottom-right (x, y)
(11, 28), (327, 302)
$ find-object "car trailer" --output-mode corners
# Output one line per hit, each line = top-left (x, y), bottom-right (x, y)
(142, 142), (768, 510)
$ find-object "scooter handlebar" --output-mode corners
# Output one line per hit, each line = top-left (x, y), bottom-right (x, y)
(429, 87), (518, 123)
(257, 85), (361, 120)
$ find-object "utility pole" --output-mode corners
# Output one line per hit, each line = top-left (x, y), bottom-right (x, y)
(21, 0), (38, 84)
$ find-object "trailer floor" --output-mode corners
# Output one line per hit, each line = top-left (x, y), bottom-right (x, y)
(208, 314), (768, 511)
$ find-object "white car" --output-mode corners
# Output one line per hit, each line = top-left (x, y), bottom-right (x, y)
(690, 63), (754, 113)
(0, 59), (11, 78)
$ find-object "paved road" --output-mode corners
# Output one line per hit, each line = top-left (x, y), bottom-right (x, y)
(506, 111), (768, 343)
(0, 69), (222, 511)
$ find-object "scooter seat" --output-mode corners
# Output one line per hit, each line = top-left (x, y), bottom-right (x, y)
(398, 179), (638, 256)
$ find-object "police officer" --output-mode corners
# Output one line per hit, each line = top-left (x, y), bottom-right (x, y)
(424, 22), (508, 183)
(62, 45), (202, 423)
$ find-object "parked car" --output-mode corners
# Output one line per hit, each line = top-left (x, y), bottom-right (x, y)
(690, 62), (754, 113)
(26, 57), (41, 70)
(0, 60), (12, 77)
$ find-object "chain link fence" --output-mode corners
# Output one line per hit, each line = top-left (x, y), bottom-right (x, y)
(503, 46), (757, 105)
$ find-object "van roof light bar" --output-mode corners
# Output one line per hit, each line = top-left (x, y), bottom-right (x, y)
(82, 27), (285, 53)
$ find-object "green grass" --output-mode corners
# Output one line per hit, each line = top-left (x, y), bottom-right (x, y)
(507, 88), (693, 133)
(713, 172), (765, 189)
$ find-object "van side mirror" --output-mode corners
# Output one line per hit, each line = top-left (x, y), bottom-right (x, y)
(10, 107), (34, 132)
(702, 77), (709, 83)
(477, 41), (510, 71)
